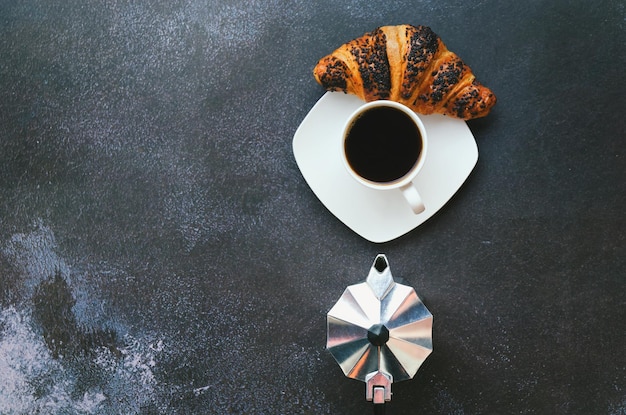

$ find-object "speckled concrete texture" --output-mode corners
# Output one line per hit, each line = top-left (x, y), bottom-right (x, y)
(0, 0), (624, 413)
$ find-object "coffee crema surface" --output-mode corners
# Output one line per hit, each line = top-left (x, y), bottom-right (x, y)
(344, 106), (422, 183)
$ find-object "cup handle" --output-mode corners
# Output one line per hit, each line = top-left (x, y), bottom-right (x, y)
(400, 182), (425, 214)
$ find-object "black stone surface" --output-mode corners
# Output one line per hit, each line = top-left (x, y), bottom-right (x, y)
(0, 0), (624, 414)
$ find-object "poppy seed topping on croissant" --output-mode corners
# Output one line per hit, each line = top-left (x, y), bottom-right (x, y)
(313, 24), (496, 120)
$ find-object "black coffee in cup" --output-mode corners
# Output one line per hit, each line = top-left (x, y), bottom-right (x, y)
(344, 106), (422, 183)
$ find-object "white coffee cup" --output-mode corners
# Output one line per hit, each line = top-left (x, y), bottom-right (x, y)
(341, 100), (428, 214)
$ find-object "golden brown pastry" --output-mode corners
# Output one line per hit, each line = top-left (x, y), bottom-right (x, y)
(313, 24), (496, 120)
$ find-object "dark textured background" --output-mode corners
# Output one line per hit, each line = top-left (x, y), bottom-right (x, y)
(0, 0), (624, 413)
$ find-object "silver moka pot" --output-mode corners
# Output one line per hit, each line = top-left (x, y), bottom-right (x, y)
(326, 254), (433, 414)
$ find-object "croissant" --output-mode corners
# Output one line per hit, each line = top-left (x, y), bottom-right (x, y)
(313, 24), (496, 120)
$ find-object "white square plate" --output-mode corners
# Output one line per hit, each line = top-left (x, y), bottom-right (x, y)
(293, 92), (478, 243)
